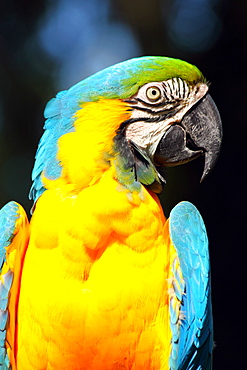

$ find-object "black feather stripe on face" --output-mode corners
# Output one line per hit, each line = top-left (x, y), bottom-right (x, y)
(113, 125), (164, 193)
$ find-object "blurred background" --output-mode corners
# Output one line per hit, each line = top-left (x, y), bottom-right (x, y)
(0, 0), (245, 368)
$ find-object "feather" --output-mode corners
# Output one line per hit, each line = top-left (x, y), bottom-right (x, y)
(169, 201), (213, 370)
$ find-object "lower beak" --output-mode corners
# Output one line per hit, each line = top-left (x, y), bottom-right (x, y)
(154, 94), (222, 181)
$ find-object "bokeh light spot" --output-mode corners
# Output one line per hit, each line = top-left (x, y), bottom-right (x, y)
(166, 0), (222, 53)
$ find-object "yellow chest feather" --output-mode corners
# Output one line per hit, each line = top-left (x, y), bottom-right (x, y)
(16, 169), (172, 369)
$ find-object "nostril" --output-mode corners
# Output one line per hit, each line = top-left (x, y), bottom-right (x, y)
(186, 133), (205, 153)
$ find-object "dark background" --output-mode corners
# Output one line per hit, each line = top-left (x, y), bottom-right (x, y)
(0, 0), (245, 368)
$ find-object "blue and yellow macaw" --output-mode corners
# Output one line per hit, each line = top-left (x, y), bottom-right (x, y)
(0, 56), (222, 369)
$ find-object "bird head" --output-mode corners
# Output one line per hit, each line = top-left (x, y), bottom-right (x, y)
(111, 57), (222, 192)
(30, 56), (222, 201)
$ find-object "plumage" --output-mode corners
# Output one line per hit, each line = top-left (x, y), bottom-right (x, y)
(0, 56), (222, 369)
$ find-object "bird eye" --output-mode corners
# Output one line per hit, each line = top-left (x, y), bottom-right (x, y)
(146, 86), (161, 101)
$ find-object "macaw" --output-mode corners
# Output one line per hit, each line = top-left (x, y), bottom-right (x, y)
(0, 56), (222, 370)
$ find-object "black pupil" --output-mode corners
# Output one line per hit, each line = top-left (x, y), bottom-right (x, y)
(152, 89), (157, 95)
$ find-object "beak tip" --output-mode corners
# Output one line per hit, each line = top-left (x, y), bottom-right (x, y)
(200, 146), (221, 183)
(200, 170), (209, 183)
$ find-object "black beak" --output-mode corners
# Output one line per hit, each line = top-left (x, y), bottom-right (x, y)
(154, 94), (222, 181)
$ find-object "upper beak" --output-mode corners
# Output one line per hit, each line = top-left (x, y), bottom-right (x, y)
(154, 94), (222, 181)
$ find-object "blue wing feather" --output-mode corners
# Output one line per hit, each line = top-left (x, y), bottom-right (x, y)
(29, 89), (75, 202)
(0, 201), (29, 369)
(169, 201), (213, 370)
(0, 202), (21, 369)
